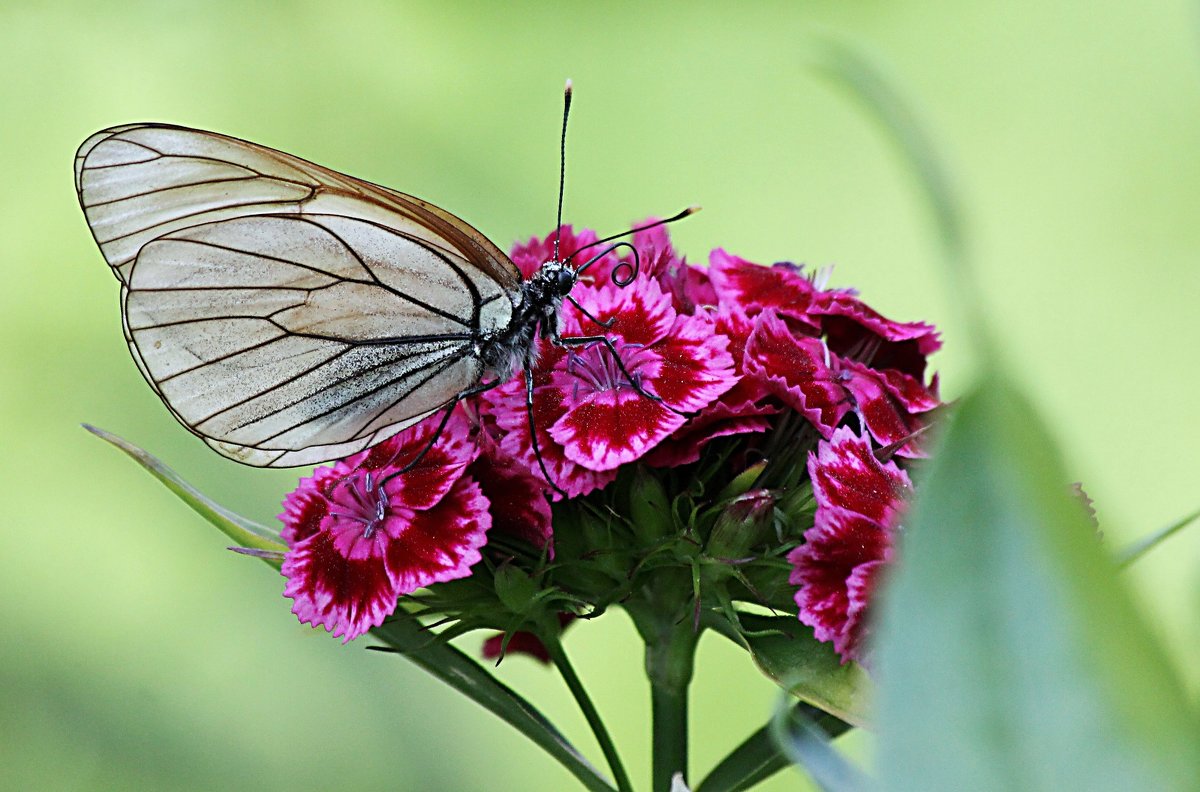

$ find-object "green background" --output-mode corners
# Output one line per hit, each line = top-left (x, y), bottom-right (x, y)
(3, 1), (1197, 789)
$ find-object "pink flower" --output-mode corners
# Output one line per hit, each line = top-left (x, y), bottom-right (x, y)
(470, 451), (553, 552)
(485, 275), (737, 491)
(810, 290), (940, 379)
(743, 311), (939, 457)
(279, 412), (491, 642)
(644, 307), (778, 468)
(788, 427), (912, 664)
(708, 249), (820, 329)
(610, 221), (717, 314)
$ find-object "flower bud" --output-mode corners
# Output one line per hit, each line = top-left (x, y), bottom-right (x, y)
(494, 563), (541, 615)
(706, 489), (776, 561)
(629, 467), (674, 546)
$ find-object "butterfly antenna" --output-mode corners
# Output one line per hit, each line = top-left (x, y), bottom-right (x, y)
(564, 206), (700, 275)
(553, 79), (573, 265)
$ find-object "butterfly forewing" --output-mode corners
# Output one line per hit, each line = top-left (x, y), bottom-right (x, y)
(77, 124), (521, 467)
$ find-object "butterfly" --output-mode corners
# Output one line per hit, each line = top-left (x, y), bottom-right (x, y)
(75, 89), (692, 479)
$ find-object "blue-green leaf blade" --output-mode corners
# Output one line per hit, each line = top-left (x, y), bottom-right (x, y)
(872, 380), (1200, 791)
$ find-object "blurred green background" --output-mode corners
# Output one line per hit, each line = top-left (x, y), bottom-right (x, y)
(3, 1), (1198, 789)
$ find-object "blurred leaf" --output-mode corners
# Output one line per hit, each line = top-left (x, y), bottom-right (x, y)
(697, 704), (851, 792)
(809, 37), (972, 305)
(370, 614), (614, 792)
(709, 612), (871, 727)
(872, 379), (1200, 791)
(1117, 508), (1200, 568)
(769, 701), (868, 792)
(83, 424), (284, 553)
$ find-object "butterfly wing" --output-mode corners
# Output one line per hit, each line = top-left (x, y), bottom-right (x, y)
(77, 124), (521, 467)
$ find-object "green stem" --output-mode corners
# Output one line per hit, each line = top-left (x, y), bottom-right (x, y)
(544, 635), (634, 792)
(644, 620), (699, 791)
(651, 673), (689, 790)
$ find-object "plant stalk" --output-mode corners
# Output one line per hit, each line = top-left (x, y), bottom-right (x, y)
(645, 619), (699, 791)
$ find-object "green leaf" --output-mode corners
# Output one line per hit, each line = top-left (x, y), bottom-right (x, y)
(769, 701), (868, 792)
(369, 614), (615, 792)
(83, 424), (284, 554)
(1117, 508), (1200, 568)
(808, 37), (973, 314)
(697, 705), (851, 792)
(708, 613), (871, 727)
(872, 380), (1200, 791)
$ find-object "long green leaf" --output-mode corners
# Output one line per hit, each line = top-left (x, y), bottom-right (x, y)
(697, 705), (850, 792)
(83, 424), (284, 553)
(370, 615), (614, 792)
(872, 380), (1200, 791)
(1117, 508), (1200, 568)
(768, 701), (868, 792)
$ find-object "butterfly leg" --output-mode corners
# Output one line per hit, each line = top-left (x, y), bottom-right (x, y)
(553, 333), (688, 417)
(372, 379), (503, 487)
(525, 350), (569, 497)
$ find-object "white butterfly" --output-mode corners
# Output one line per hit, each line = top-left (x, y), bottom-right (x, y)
(76, 116), (690, 471)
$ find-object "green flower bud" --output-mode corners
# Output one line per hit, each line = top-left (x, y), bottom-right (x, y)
(629, 467), (674, 546)
(494, 563), (541, 615)
(716, 460), (768, 501)
(706, 489), (776, 561)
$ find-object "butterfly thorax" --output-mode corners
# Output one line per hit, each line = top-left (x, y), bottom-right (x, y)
(479, 260), (576, 383)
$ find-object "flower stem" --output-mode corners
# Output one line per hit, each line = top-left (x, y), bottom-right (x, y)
(651, 673), (689, 790)
(544, 635), (634, 792)
(644, 620), (699, 791)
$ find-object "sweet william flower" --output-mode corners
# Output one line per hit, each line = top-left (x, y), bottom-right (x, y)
(485, 273), (738, 490)
(744, 310), (939, 457)
(279, 412), (491, 642)
(788, 427), (913, 664)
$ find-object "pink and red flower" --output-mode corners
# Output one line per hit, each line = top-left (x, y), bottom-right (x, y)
(279, 412), (491, 642)
(485, 273), (738, 494)
(788, 427), (913, 664)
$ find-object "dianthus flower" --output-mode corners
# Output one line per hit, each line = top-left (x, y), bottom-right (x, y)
(273, 222), (942, 671)
(484, 253), (738, 495)
(788, 427), (913, 664)
(279, 412), (491, 642)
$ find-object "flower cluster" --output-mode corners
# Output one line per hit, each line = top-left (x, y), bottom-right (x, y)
(279, 223), (942, 663)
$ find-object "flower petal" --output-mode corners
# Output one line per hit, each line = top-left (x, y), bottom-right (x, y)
(813, 290), (940, 377)
(471, 455), (554, 551)
(384, 475), (492, 594)
(838, 361), (933, 459)
(744, 311), (849, 435)
(349, 410), (478, 511)
(550, 386), (684, 471)
(808, 426), (912, 523)
(788, 507), (893, 664)
(282, 529), (398, 643)
(278, 465), (341, 545)
(650, 311), (738, 411)
(485, 364), (617, 499)
(709, 249), (820, 328)
(563, 279), (674, 347)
